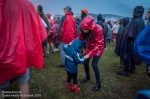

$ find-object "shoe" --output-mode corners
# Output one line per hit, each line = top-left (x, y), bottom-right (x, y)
(80, 74), (90, 82)
(46, 51), (50, 55)
(54, 48), (59, 52)
(93, 81), (101, 91)
(118, 71), (129, 77)
(59, 64), (65, 67)
(72, 84), (80, 93)
(66, 82), (72, 91)
(51, 50), (55, 53)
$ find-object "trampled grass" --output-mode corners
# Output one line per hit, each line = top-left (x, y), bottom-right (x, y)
(6, 43), (150, 99)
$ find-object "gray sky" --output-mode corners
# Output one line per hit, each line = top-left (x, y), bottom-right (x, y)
(29, 0), (149, 17)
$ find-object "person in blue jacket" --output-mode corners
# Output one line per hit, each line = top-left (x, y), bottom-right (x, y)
(63, 39), (84, 93)
(135, 90), (150, 99)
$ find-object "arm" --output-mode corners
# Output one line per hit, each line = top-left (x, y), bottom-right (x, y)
(57, 16), (65, 41)
(63, 44), (69, 53)
(43, 15), (51, 32)
(73, 52), (84, 64)
(87, 28), (104, 58)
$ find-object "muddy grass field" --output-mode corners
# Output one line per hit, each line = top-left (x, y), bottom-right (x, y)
(6, 43), (150, 99)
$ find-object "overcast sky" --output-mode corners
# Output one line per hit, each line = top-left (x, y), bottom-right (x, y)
(29, 0), (149, 17)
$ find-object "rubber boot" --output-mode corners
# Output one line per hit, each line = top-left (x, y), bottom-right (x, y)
(80, 74), (90, 82)
(66, 82), (72, 91)
(93, 81), (101, 91)
(72, 84), (80, 93)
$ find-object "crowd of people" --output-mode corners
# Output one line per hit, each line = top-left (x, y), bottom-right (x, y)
(0, 0), (150, 99)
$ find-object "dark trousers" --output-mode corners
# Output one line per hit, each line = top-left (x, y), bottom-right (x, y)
(124, 39), (136, 72)
(67, 72), (77, 84)
(84, 56), (101, 81)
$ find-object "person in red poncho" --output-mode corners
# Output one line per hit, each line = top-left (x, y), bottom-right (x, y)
(0, 0), (47, 99)
(78, 15), (104, 91)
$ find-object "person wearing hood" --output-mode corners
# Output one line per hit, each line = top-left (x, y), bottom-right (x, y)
(115, 17), (130, 66)
(0, 0), (47, 99)
(37, 5), (51, 56)
(57, 6), (76, 67)
(97, 14), (104, 30)
(63, 39), (84, 93)
(118, 6), (145, 77)
(78, 15), (104, 91)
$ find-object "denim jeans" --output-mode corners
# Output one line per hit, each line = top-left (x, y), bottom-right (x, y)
(84, 56), (101, 81)
(60, 42), (67, 65)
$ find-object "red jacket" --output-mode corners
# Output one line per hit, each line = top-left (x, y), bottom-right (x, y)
(78, 15), (104, 58)
(0, 0), (47, 84)
(59, 12), (76, 44)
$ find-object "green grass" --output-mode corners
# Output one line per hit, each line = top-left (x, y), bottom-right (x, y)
(6, 43), (150, 99)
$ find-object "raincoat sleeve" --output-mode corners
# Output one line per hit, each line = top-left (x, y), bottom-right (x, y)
(73, 52), (84, 64)
(88, 29), (104, 58)
(0, 0), (4, 32)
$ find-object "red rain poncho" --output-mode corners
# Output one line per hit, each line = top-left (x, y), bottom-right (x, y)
(0, 0), (47, 84)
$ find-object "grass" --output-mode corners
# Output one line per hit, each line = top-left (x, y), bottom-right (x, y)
(6, 43), (150, 99)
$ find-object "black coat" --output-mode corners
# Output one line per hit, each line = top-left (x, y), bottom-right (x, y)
(120, 6), (145, 65)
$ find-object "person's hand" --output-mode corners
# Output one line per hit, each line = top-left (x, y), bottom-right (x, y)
(69, 41), (73, 45)
(84, 54), (89, 59)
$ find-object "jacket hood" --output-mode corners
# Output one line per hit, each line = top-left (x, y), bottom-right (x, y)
(71, 39), (82, 53)
(133, 6), (144, 18)
(80, 15), (95, 30)
(97, 14), (103, 21)
(123, 17), (130, 27)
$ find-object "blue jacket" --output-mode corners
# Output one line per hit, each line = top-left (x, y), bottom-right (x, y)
(135, 90), (150, 99)
(63, 39), (84, 73)
(134, 24), (150, 64)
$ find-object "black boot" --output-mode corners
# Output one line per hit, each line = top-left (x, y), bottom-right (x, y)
(80, 74), (90, 82)
(93, 81), (101, 91)
(118, 71), (129, 77)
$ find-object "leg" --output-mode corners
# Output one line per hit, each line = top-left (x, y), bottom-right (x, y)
(72, 73), (80, 93)
(84, 58), (90, 75)
(60, 42), (66, 66)
(80, 58), (91, 82)
(46, 42), (50, 54)
(92, 56), (101, 82)
(67, 72), (72, 83)
(17, 68), (30, 99)
(72, 73), (77, 85)
(19, 82), (29, 99)
(50, 43), (55, 52)
(130, 55), (136, 74)
(92, 56), (101, 91)
(66, 72), (72, 91)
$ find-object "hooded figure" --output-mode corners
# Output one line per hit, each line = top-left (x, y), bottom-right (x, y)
(78, 15), (104, 91)
(115, 17), (130, 56)
(63, 39), (84, 73)
(63, 39), (84, 93)
(118, 6), (145, 77)
(0, 0), (47, 85)
(97, 14), (104, 30)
